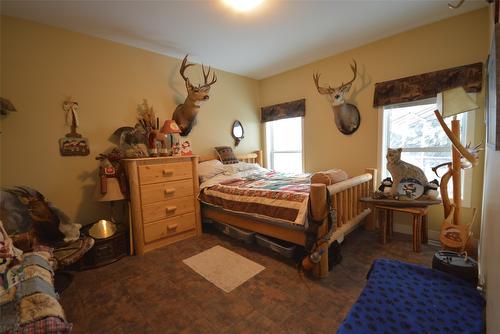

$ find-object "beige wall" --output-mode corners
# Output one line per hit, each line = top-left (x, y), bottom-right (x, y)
(0, 10), (492, 237)
(259, 8), (490, 236)
(0, 16), (260, 225)
(479, 6), (500, 333)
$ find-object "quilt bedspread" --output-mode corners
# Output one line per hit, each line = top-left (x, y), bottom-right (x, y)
(199, 170), (311, 227)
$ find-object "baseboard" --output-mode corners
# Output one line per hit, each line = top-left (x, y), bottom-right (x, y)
(393, 223), (440, 244)
(393, 224), (479, 254)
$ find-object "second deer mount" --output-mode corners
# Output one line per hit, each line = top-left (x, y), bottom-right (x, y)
(313, 60), (361, 135)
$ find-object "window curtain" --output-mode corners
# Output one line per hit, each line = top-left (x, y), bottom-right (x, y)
(373, 63), (483, 108)
(261, 98), (305, 123)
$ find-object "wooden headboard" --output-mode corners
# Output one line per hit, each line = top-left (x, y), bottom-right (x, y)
(199, 150), (263, 166)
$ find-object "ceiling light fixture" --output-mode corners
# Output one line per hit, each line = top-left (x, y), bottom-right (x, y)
(222, 0), (264, 12)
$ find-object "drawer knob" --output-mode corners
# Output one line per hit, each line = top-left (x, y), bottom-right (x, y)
(164, 188), (176, 195)
(166, 206), (177, 213)
(162, 169), (174, 176)
(167, 224), (178, 231)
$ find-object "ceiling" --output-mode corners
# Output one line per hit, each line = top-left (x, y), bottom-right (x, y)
(1, 0), (487, 79)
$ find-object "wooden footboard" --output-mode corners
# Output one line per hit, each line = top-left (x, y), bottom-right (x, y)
(326, 168), (377, 244)
(310, 168), (377, 277)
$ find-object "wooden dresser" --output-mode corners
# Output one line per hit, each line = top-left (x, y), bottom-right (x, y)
(123, 156), (201, 255)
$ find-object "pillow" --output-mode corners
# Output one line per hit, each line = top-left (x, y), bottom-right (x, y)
(223, 162), (260, 175)
(198, 159), (225, 183)
(310, 169), (349, 186)
(214, 146), (239, 165)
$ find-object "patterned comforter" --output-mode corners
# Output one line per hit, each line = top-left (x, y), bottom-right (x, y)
(199, 170), (311, 228)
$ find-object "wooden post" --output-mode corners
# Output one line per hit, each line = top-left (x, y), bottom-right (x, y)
(192, 156), (202, 236)
(310, 183), (329, 278)
(343, 191), (348, 225)
(365, 168), (377, 230)
(254, 150), (263, 166)
(123, 160), (145, 255)
(451, 119), (461, 225)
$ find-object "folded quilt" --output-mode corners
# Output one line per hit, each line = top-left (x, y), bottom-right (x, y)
(0, 250), (72, 334)
(200, 170), (311, 227)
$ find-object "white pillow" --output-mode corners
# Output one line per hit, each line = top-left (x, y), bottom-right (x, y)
(198, 159), (225, 182)
(223, 162), (260, 175)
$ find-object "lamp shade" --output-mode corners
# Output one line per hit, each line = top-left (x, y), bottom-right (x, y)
(161, 120), (181, 134)
(437, 86), (478, 118)
(95, 177), (125, 202)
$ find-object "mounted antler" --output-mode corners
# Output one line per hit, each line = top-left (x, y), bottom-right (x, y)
(312, 60), (360, 135)
(179, 55), (195, 89)
(201, 64), (217, 88)
(313, 60), (357, 99)
(173, 55), (217, 136)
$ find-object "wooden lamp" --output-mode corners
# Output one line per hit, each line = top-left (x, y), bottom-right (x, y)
(434, 87), (480, 250)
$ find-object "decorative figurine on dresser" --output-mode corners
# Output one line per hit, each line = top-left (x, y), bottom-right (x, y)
(123, 156), (201, 255)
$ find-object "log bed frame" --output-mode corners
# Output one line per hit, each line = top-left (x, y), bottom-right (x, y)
(200, 150), (377, 278)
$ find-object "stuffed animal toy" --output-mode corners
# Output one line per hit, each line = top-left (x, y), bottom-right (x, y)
(378, 177), (393, 193)
(180, 140), (193, 156)
(172, 142), (181, 156)
(426, 179), (440, 199)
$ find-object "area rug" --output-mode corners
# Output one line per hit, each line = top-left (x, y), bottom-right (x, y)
(182, 245), (265, 293)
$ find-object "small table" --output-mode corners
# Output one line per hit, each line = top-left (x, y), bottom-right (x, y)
(360, 197), (441, 252)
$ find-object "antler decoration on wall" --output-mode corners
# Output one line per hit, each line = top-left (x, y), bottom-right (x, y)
(313, 60), (361, 135)
(172, 55), (217, 136)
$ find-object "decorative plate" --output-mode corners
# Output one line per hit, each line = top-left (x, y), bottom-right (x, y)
(397, 178), (424, 199)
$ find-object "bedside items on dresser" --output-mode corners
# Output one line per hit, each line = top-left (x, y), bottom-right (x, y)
(123, 156), (201, 255)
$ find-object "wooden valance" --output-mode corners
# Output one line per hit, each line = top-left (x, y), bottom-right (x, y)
(261, 98), (305, 123)
(373, 62), (483, 107)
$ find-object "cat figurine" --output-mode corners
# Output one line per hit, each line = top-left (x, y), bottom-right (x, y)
(386, 148), (428, 196)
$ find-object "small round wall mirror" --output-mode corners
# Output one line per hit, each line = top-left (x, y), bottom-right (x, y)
(232, 120), (244, 146)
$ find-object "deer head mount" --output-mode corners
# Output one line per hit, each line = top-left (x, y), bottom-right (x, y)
(313, 60), (361, 135)
(172, 55), (217, 136)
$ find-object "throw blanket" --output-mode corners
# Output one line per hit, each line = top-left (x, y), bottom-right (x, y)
(200, 170), (311, 227)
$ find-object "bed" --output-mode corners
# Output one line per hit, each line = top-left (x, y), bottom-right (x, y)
(199, 150), (377, 277)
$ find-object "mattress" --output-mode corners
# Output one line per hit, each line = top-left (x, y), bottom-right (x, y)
(337, 259), (485, 334)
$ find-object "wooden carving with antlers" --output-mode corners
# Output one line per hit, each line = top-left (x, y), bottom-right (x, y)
(313, 60), (361, 135)
(173, 55), (217, 136)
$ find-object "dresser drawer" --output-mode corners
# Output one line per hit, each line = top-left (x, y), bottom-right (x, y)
(143, 213), (196, 243)
(140, 179), (194, 205)
(138, 162), (193, 185)
(142, 196), (195, 223)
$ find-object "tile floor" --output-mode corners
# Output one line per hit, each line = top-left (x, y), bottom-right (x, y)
(60, 228), (437, 334)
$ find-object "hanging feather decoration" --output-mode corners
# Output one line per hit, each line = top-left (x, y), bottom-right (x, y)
(63, 101), (80, 128)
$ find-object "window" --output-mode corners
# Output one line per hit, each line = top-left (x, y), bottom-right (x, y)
(380, 98), (474, 205)
(265, 117), (303, 173)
